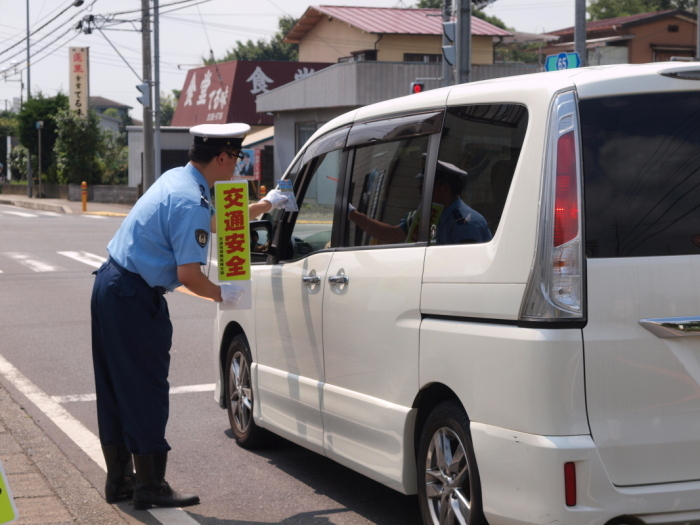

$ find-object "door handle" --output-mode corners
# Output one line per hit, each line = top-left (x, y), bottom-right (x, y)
(328, 275), (349, 285)
(639, 316), (700, 338)
(302, 275), (321, 285)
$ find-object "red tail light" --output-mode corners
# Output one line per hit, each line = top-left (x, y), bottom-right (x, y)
(554, 131), (578, 247)
(564, 462), (576, 506)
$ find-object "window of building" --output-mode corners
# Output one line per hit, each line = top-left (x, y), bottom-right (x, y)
(668, 24), (679, 32)
(351, 50), (377, 62)
(296, 122), (318, 152)
(404, 53), (443, 63)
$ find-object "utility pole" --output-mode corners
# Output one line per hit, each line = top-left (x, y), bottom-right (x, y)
(141, 0), (155, 192)
(26, 0), (32, 198)
(575, 0), (587, 67)
(153, 0), (161, 180)
(442, 0), (452, 87)
(456, 0), (471, 84)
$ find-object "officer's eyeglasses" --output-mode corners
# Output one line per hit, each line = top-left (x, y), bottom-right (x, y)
(224, 151), (244, 161)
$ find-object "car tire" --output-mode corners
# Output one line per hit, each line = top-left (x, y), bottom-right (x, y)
(417, 400), (485, 525)
(224, 334), (271, 449)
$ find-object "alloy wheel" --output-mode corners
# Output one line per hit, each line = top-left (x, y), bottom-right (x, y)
(424, 426), (472, 525)
(228, 350), (252, 434)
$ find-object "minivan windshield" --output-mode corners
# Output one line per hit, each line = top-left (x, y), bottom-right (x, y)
(581, 91), (700, 258)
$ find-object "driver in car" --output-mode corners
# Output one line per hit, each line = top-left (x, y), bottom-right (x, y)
(348, 160), (492, 245)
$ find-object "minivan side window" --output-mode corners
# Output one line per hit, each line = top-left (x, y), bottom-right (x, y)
(286, 149), (341, 259)
(436, 104), (528, 242)
(581, 91), (700, 258)
(345, 135), (430, 247)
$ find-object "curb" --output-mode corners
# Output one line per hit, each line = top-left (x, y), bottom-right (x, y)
(0, 198), (72, 215)
(0, 386), (129, 525)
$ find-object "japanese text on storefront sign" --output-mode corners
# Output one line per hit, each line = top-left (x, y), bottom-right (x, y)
(215, 182), (250, 281)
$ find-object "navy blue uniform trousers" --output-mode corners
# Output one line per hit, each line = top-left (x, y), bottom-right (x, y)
(91, 258), (173, 455)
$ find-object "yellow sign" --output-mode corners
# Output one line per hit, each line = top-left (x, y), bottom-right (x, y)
(0, 462), (18, 524)
(406, 202), (444, 243)
(215, 182), (251, 281)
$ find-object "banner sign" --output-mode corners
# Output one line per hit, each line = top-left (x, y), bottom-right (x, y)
(0, 461), (18, 524)
(254, 149), (262, 182)
(69, 47), (89, 118)
(215, 182), (251, 281)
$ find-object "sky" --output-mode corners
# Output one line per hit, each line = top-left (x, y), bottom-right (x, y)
(0, 0), (577, 114)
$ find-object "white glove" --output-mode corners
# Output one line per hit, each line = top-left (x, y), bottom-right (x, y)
(220, 283), (244, 306)
(348, 202), (356, 214)
(261, 189), (289, 209)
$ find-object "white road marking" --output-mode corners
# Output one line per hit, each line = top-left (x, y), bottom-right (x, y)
(82, 215), (107, 220)
(0, 353), (201, 525)
(37, 211), (61, 217)
(51, 383), (215, 404)
(0, 352), (106, 470)
(3, 252), (62, 272)
(3, 210), (38, 218)
(57, 251), (106, 269)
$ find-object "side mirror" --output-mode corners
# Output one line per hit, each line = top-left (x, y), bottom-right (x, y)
(250, 220), (273, 256)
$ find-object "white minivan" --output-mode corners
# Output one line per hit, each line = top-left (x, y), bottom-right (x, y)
(213, 62), (700, 525)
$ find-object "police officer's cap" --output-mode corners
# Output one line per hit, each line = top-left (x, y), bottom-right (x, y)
(190, 123), (250, 149)
(415, 160), (468, 181)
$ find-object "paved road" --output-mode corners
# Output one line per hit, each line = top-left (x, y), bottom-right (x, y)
(0, 204), (422, 525)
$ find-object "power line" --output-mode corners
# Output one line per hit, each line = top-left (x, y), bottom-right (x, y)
(0, 0), (98, 59)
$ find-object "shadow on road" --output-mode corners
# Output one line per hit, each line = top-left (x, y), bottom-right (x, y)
(220, 428), (422, 525)
(190, 508), (349, 524)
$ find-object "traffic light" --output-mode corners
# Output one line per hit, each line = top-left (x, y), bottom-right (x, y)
(136, 83), (151, 108)
(410, 82), (424, 94)
(442, 21), (456, 66)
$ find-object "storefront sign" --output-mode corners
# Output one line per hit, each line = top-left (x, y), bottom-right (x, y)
(69, 47), (89, 118)
(172, 60), (332, 127)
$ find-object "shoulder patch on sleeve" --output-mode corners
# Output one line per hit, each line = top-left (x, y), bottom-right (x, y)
(195, 229), (209, 248)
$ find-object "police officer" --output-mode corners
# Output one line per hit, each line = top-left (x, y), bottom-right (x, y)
(348, 160), (491, 245)
(91, 123), (287, 510)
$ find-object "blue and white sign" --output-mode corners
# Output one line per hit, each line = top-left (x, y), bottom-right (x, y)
(545, 52), (582, 72)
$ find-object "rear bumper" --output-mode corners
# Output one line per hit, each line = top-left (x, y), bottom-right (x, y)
(471, 422), (700, 525)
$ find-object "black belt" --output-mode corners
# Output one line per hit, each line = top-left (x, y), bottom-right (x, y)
(107, 257), (167, 295)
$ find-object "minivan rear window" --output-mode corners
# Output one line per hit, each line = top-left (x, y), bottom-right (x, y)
(581, 92), (700, 258)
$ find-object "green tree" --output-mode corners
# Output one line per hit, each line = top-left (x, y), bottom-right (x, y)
(473, 8), (508, 29)
(17, 92), (68, 183)
(159, 91), (178, 126)
(413, 1), (508, 29)
(9, 145), (36, 181)
(588, 0), (695, 20)
(0, 111), (17, 179)
(53, 108), (104, 185)
(206, 16), (299, 63)
(100, 130), (128, 185)
(415, 0), (500, 8)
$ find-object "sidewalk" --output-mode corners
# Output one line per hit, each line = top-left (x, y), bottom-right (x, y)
(0, 195), (132, 216)
(0, 196), (137, 523)
(0, 386), (130, 525)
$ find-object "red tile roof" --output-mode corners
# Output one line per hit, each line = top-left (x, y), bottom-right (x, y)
(549, 9), (681, 35)
(285, 5), (511, 42)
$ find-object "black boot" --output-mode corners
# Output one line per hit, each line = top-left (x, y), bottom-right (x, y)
(102, 444), (135, 503)
(132, 453), (199, 510)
